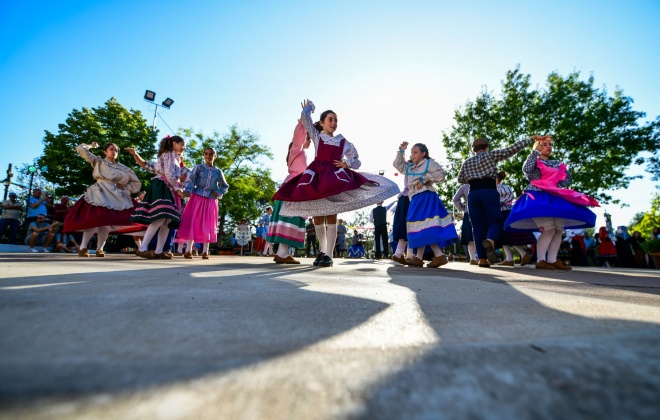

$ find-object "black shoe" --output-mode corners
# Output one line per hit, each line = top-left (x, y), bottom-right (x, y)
(318, 255), (333, 268)
(313, 253), (325, 267)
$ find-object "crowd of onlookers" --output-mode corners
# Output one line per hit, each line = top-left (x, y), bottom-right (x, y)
(1, 188), (658, 270)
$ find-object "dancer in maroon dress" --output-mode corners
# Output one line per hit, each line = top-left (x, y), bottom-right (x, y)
(274, 100), (399, 268)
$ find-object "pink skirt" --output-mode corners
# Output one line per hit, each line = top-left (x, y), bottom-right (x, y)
(177, 194), (219, 243)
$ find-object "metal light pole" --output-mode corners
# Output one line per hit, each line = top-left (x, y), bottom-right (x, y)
(144, 90), (174, 130)
(2, 163), (12, 200)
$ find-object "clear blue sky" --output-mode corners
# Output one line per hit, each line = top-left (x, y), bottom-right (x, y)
(1, 0), (658, 228)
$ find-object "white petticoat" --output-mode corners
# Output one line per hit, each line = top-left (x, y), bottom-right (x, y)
(278, 173), (400, 217)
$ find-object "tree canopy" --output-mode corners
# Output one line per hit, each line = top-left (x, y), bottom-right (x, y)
(179, 125), (277, 238)
(439, 66), (660, 207)
(630, 194), (660, 238)
(38, 98), (157, 197)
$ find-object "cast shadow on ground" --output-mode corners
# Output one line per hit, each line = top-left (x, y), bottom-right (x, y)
(356, 266), (660, 418)
(0, 261), (388, 404)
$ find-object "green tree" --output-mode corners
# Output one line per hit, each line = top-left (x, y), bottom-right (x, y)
(630, 194), (660, 238)
(439, 66), (659, 206)
(180, 125), (277, 240)
(38, 98), (157, 197)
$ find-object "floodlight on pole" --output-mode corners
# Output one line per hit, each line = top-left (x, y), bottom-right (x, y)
(143, 90), (174, 129)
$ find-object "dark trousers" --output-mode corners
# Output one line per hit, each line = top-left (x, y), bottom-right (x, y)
(306, 236), (317, 256)
(468, 189), (503, 261)
(0, 218), (20, 244)
(374, 224), (389, 258)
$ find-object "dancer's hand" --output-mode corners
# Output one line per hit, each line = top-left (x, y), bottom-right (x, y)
(416, 180), (424, 190)
(302, 99), (315, 113)
(334, 160), (348, 169)
(399, 141), (409, 151)
(90, 142), (99, 149)
(124, 147), (136, 155)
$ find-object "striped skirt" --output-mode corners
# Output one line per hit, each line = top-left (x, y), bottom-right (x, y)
(131, 178), (181, 229)
(266, 200), (306, 248)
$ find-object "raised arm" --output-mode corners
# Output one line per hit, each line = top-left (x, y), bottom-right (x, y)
(300, 100), (319, 149)
(393, 141), (409, 174)
(491, 137), (535, 162)
(76, 143), (102, 166)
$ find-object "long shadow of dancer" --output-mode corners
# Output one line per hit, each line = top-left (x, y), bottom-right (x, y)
(360, 267), (660, 419)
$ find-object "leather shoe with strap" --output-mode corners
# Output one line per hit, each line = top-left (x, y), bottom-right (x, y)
(498, 260), (514, 267)
(406, 257), (424, 267)
(520, 253), (532, 266)
(535, 260), (556, 270)
(391, 255), (407, 265)
(552, 260), (572, 270)
(478, 258), (491, 268)
(427, 255), (448, 268)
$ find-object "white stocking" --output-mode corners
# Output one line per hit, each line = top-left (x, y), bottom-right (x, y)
(139, 219), (167, 252)
(394, 239), (407, 257)
(186, 240), (194, 254)
(277, 245), (289, 258)
(546, 228), (564, 263)
(406, 247), (414, 259)
(416, 247), (425, 259)
(325, 224), (337, 258)
(80, 228), (97, 250)
(468, 241), (476, 260)
(96, 226), (111, 251)
(155, 223), (171, 254)
(514, 245), (527, 256)
(429, 243), (444, 257)
(315, 223), (327, 255)
(503, 245), (513, 262)
(202, 242), (210, 254)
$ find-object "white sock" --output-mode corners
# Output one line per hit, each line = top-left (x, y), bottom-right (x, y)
(514, 245), (527, 256)
(536, 228), (555, 262)
(96, 226), (111, 251)
(139, 219), (167, 252)
(277, 245), (289, 258)
(325, 224), (337, 258)
(429, 243), (444, 257)
(80, 228), (97, 250)
(416, 247), (425, 259)
(503, 245), (513, 262)
(394, 239), (407, 257)
(406, 247), (414, 259)
(468, 241), (476, 260)
(315, 224), (327, 255)
(155, 224), (171, 254)
(546, 229), (564, 263)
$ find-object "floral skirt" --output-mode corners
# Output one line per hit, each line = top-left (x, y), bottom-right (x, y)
(278, 173), (399, 217)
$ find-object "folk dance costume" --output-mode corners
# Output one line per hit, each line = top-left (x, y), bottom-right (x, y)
(504, 150), (598, 270)
(63, 144), (143, 256)
(178, 163), (229, 259)
(131, 151), (184, 258)
(393, 151), (457, 268)
(275, 101), (399, 264)
(267, 121), (309, 264)
(390, 176), (412, 265)
(496, 182), (535, 266)
(452, 183), (477, 264)
(457, 137), (533, 267)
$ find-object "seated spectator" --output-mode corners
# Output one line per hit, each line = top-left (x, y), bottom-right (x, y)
(25, 214), (57, 253)
(0, 192), (23, 244)
(347, 229), (365, 258)
(54, 231), (80, 253)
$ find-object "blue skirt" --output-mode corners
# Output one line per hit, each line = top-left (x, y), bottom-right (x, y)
(392, 195), (410, 242)
(406, 191), (458, 248)
(505, 190), (596, 232)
